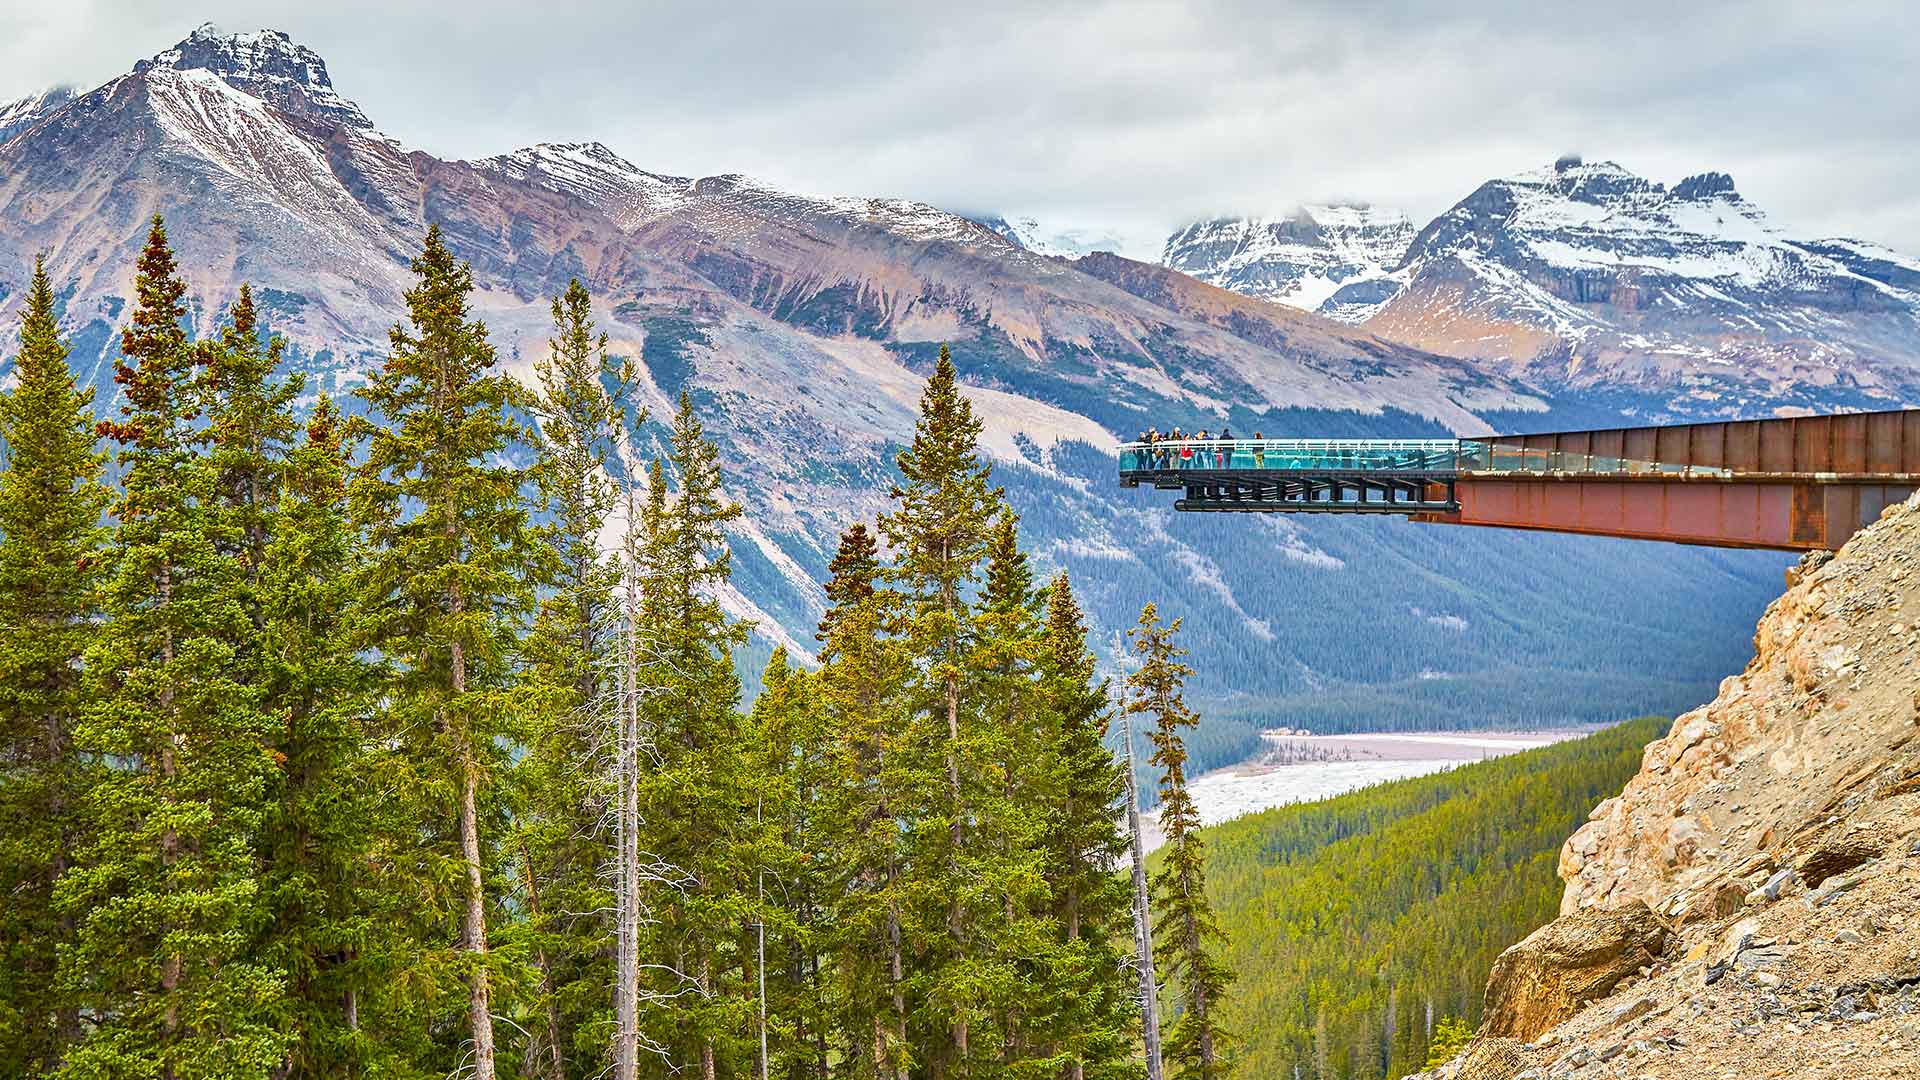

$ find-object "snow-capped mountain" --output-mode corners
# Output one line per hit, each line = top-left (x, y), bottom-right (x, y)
(973, 214), (1138, 259)
(1177, 158), (1920, 416)
(1161, 204), (1415, 321)
(140, 23), (374, 131)
(0, 86), (75, 144)
(0, 27), (1792, 733)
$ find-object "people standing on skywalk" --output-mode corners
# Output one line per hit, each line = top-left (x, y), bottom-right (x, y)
(1218, 426), (1233, 467)
(1253, 432), (1265, 469)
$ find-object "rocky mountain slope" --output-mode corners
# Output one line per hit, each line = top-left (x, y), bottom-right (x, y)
(0, 25), (1794, 732)
(1416, 495), (1920, 1079)
(1169, 157), (1920, 419)
(1161, 203), (1414, 321)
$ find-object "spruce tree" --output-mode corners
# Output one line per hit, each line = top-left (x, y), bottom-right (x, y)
(256, 396), (387, 1077)
(351, 225), (550, 1080)
(1033, 573), (1135, 1080)
(66, 215), (291, 1077)
(876, 345), (1002, 1078)
(202, 282), (301, 622)
(517, 277), (639, 1080)
(968, 511), (1056, 1070)
(0, 256), (110, 1075)
(817, 521), (878, 642)
(813, 523), (913, 1080)
(747, 648), (833, 1080)
(634, 393), (750, 1079)
(1127, 605), (1233, 1080)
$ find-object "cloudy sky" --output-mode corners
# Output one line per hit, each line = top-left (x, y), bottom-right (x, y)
(3, 1), (1917, 257)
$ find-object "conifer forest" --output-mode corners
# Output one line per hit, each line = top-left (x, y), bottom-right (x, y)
(0, 219), (1237, 1080)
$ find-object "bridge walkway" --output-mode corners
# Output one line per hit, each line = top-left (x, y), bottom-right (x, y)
(1117, 409), (1920, 551)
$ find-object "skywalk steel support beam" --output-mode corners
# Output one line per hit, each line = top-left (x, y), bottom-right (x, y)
(1412, 476), (1919, 552)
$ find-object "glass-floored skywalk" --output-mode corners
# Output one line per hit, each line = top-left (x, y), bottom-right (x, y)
(1117, 437), (1732, 513)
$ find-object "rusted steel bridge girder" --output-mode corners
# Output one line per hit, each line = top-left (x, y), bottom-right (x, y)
(1412, 475), (1919, 552)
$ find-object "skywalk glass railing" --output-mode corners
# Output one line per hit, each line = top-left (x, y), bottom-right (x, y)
(1118, 438), (1734, 477)
(1118, 439), (1466, 473)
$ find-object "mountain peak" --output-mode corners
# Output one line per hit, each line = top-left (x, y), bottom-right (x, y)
(1508, 157), (1664, 203)
(974, 214), (1137, 258)
(0, 85), (76, 144)
(136, 24), (371, 130)
(1161, 205), (1415, 319)
(1673, 170), (1739, 201)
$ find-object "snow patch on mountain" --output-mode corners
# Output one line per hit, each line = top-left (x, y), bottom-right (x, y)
(142, 65), (393, 245)
(475, 142), (696, 230)
(1172, 547), (1275, 642)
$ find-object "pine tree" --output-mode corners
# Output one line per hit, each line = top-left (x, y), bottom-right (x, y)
(66, 215), (291, 1077)
(1032, 573), (1135, 1080)
(256, 396), (387, 1077)
(0, 256), (110, 1074)
(517, 278), (638, 1079)
(351, 225), (550, 1080)
(876, 345), (1002, 1079)
(1128, 605), (1233, 1080)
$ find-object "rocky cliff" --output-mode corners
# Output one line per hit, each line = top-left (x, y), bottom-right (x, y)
(1418, 495), (1920, 1079)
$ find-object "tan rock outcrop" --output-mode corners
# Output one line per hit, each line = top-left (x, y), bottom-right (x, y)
(1412, 492), (1920, 1080)
(1559, 493), (1920, 920)
(1480, 903), (1667, 1040)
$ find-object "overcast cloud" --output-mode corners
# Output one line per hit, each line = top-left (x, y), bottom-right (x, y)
(2, 1), (1916, 257)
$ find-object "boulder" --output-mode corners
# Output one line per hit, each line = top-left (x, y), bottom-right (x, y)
(1796, 828), (1885, 887)
(1481, 902), (1668, 1041)
(1452, 1038), (1529, 1080)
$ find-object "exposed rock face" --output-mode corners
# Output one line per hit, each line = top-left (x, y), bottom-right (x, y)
(1415, 493), (1920, 1080)
(1559, 493), (1920, 920)
(1480, 904), (1668, 1040)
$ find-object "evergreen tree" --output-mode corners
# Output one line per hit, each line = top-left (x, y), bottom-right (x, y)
(256, 396), (387, 1077)
(1032, 573), (1135, 1080)
(967, 511), (1055, 1072)
(0, 256), (110, 1074)
(876, 345), (1002, 1079)
(66, 215), (292, 1077)
(748, 648), (834, 1080)
(1128, 605), (1233, 1080)
(634, 393), (751, 1080)
(813, 523), (913, 1080)
(517, 278), (637, 1079)
(1421, 1018), (1470, 1070)
(817, 522), (878, 642)
(351, 225), (550, 1080)
(202, 282), (301, 623)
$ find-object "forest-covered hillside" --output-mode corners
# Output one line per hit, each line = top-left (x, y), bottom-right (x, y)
(1190, 716), (1665, 1079)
